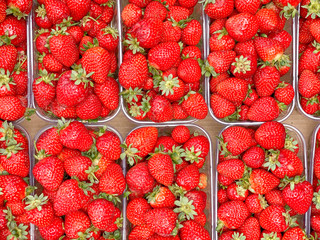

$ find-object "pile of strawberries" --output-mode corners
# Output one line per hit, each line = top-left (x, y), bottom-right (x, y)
(123, 126), (210, 239)
(297, 1), (320, 116)
(217, 122), (313, 239)
(310, 128), (320, 237)
(32, 120), (124, 239)
(205, 0), (296, 122)
(119, 0), (208, 122)
(33, 0), (119, 121)
(0, 0), (31, 121)
(0, 121), (33, 238)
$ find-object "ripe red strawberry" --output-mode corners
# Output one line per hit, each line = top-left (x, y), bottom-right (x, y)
(220, 126), (251, 156)
(44, 0), (70, 24)
(64, 156), (92, 181)
(127, 198), (151, 225)
(59, 121), (93, 152)
(210, 31), (235, 51)
(254, 66), (281, 97)
(226, 182), (248, 201)
(207, 50), (236, 74)
(210, 94), (236, 119)
(121, 3), (143, 28)
(254, 37), (284, 62)
(245, 194), (268, 213)
(88, 198), (115, 230)
(65, 0), (90, 21)
(217, 159), (245, 180)
(225, 13), (259, 42)
(38, 216), (64, 240)
(247, 96), (280, 121)
(282, 227), (307, 240)
(0, 175), (27, 202)
(144, 208), (177, 237)
(275, 82), (294, 105)
(235, 0), (260, 14)
(167, 6), (189, 22)
(144, 1), (167, 21)
(123, 127), (158, 165)
(298, 69), (320, 98)
(33, 70), (57, 109)
(147, 95), (174, 122)
(242, 146), (265, 169)
(75, 94), (102, 120)
(36, 127), (62, 156)
(255, 121), (286, 150)
(265, 189), (285, 206)
(216, 78), (248, 103)
(259, 206), (289, 232)
(129, 225), (154, 240)
(255, 8), (279, 34)
(249, 169), (280, 194)
(217, 200), (250, 230)
(161, 21), (181, 43)
(269, 30), (292, 50)
(126, 162), (155, 195)
(298, 46), (320, 74)
(181, 20), (202, 46)
(181, 92), (208, 119)
(119, 53), (148, 90)
(49, 31), (79, 68)
(311, 215), (320, 232)
(0, 95), (26, 121)
(176, 164), (200, 191)
(230, 54), (257, 78)
(0, 45), (18, 72)
(33, 156), (64, 191)
(238, 217), (261, 240)
(204, 0), (234, 19)
(96, 130), (121, 160)
(178, 58), (202, 83)
(0, 16), (27, 46)
(180, 220), (210, 240)
(99, 163), (126, 195)
(0, 145), (29, 177)
(148, 153), (174, 186)
(64, 210), (90, 238)
(94, 77), (119, 111)
(146, 186), (175, 208)
(50, 99), (77, 119)
(282, 180), (313, 214)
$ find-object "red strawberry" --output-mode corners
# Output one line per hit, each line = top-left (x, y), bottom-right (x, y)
(231, 54), (257, 78)
(282, 227), (307, 240)
(148, 153), (174, 186)
(0, 96), (26, 121)
(75, 94), (102, 120)
(217, 159), (245, 180)
(64, 156), (92, 181)
(265, 189), (285, 206)
(245, 194), (268, 213)
(144, 1), (167, 21)
(88, 198), (115, 230)
(99, 163), (126, 195)
(181, 20), (202, 46)
(176, 164), (200, 191)
(255, 8), (279, 34)
(254, 121), (286, 150)
(33, 70), (57, 109)
(204, 0), (234, 19)
(96, 130), (121, 160)
(298, 69), (320, 98)
(242, 146), (265, 169)
(146, 186), (175, 208)
(147, 95), (174, 122)
(180, 220), (210, 240)
(259, 206), (289, 232)
(129, 225), (154, 240)
(0, 175), (27, 202)
(249, 169), (280, 194)
(44, 0), (70, 24)
(210, 94), (236, 119)
(254, 37), (284, 62)
(38, 216), (64, 240)
(0, 45), (18, 72)
(235, 0), (260, 14)
(0, 16), (27, 46)
(247, 97), (280, 121)
(121, 3), (143, 28)
(254, 66), (281, 97)
(65, 210), (90, 238)
(181, 92), (208, 119)
(207, 50), (236, 74)
(216, 78), (248, 103)
(275, 82), (294, 105)
(65, 0), (90, 21)
(238, 217), (261, 240)
(127, 198), (151, 225)
(178, 58), (202, 83)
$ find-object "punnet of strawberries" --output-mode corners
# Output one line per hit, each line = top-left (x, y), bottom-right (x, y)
(0, 121), (34, 238)
(32, 120), (125, 239)
(310, 126), (320, 238)
(297, 0), (320, 116)
(122, 125), (211, 239)
(216, 122), (313, 239)
(119, 0), (208, 122)
(204, 0), (297, 122)
(0, 0), (32, 121)
(33, 0), (120, 121)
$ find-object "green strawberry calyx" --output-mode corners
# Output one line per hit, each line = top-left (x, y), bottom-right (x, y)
(0, 32), (16, 47)
(120, 143), (142, 166)
(201, 60), (219, 78)
(102, 27), (119, 39)
(231, 55), (251, 74)
(282, 210), (298, 228)
(36, 69), (58, 86)
(70, 67), (94, 88)
(85, 165), (99, 183)
(0, 121), (18, 146)
(159, 74), (180, 96)
(263, 149), (281, 171)
(279, 175), (305, 190)
(94, 192), (121, 205)
(123, 34), (145, 54)
(284, 134), (298, 153)
(0, 143), (23, 158)
(181, 146), (202, 164)
(0, 69), (15, 91)
(231, 232), (246, 240)
(120, 87), (143, 103)
(280, 3), (298, 19)
(35, 4), (47, 19)
(174, 196), (197, 220)
(103, 230), (121, 240)
(302, 0), (320, 19)
(6, 5), (28, 20)
(217, 136), (232, 157)
(24, 193), (49, 211)
(168, 145), (185, 166)
(313, 190), (320, 210)
(146, 185), (162, 203)
(73, 177), (95, 196)
(169, 183), (187, 198)
(4, 208), (29, 240)
(261, 232), (281, 240)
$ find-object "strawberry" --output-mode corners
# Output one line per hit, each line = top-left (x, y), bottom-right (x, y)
(249, 169), (280, 194)
(281, 179), (313, 214)
(146, 186), (175, 208)
(144, 208), (177, 236)
(64, 156), (92, 181)
(42, 54), (63, 72)
(247, 96), (280, 121)
(180, 220), (210, 240)
(235, 0), (260, 14)
(282, 227), (307, 240)
(167, 6), (189, 22)
(38, 216), (64, 240)
(207, 50), (236, 74)
(58, 121), (93, 152)
(126, 162), (155, 195)
(254, 37), (284, 63)
(269, 30), (292, 50)
(129, 225), (154, 240)
(242, 146), (265, 169)
(210, 94), (236, 119)
(147, 95), (174, 122)
(44, 0), (70, 24)
(161, 21), (181, 43)
(298, 69), (320, 98)
(245, 194), (268, 213)
(255, 8), (279, 34)
(311, 215), (320, 232)
(0, 45), (18, 72)
(209, 31), (235, 51)
(122, 127), (158, 165)
(148, 153), (174, 186)
(231, 54), (257, 78)
(310, 19), (320, 43)
(226, 182), (248, 201)
(181, 92), (208, 119)
(0, 175), (27, 202)
(82, 46), (111, 84)
(64, 210), (90, 238)
(274, 82), (294, 105)
(0, 96), (26, 121)
(176, 164), (200, 191)
(88, 199), (115, 230)
(0, 145), (29, 177)
(254, 121), (286, 150)
(36, 127), (63, 156)
(65, 0), (90, 21)
(225, 13), (259, 42)
(121, 3), (143, 28)
(34, 5), (52, 29)
(96, 130), (121, 160)
(259, 206), (289, 232)
(0, 0), (6, 23)
(144, 1), (167, 21)
(0, 16), (27, 46)
(94, 77), (119, 111)
(99, 163), (126, 195)
(217, 159), (245, 180)
(220, 126), (251, 156)
(254, 66), (281, 97)
(177, 58), (202, 83)
(217, 200), (250, 230)
(50, 99), (77, 119)
(204, 0), (234, 19)
(216, 78), (248, 103)
(181, 20), (202, 46)
(265, 189), (285, 206)
(238, 217), (261, 240)
(298, 46), (320, 74)
(33, 156), (64, 191)
(126, 198), (151, 225)
(75, 94), (102, 120)
(119, 53), (148, 90)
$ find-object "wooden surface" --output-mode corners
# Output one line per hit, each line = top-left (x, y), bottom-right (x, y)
(21, 108), (319, 159)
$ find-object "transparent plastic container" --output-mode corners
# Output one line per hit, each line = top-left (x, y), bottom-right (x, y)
(307, 124), (320, 235)
(205, 14), (298, 125)
(215, 124), (309, 239)
(29, 2), (122, 124)
(122, 124), (214, 239)
(118, 0), (208, 124)
(30, 124), (125, 240)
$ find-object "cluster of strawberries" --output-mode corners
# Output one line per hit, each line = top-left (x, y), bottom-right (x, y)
(0, 121), (33, 238)
(297, 0), (320, 116)
(0, 0), (31, 121)
(33, 0), (120, 121)
(123, 126), (211, 239)
(206, 0), (296, 122)
(217, 122), (313, 239)
(32, 120), (124, 239)
(119, 0), (208, 122)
